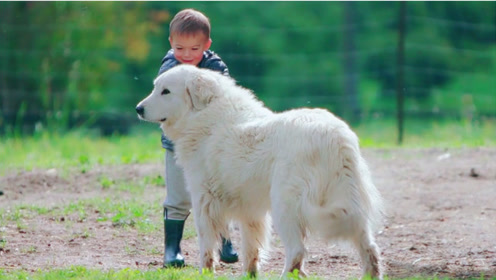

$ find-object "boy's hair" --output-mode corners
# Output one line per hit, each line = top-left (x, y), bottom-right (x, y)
(169, 9), (211, 39)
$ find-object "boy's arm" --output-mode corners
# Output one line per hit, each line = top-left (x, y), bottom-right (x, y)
(204, 59), (229, 76)
(201, 50), (230, 76)
(157, 49), (178, 151)
(159, 50), (229, 76)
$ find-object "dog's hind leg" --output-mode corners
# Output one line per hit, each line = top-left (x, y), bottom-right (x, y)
(353, 227), (382, 279)
(191, 199), (221, 273)
(195, 221), (217, 273)
(271, 189), (308, 277)
(239, 215), (270, 277)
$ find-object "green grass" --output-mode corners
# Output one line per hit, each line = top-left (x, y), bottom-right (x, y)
(0, 128), (163, 174)
(0, 267), (240, 280)
(0, 196), (163, 234)
(354, 118), (496, 148)
(0, 267), (489, 280)
(1, 119), (494, 175)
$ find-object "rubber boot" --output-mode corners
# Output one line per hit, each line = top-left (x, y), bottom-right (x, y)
(164, 218), (186, 268)
(219, 236), (239, 263)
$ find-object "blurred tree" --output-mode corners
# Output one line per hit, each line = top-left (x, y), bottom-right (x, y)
(0, 2), (165, 131)
(363, 1), (495, 103)
(0, 1), (494, 134)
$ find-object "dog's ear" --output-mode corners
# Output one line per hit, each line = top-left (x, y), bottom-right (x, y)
(185, 71), (218, 110)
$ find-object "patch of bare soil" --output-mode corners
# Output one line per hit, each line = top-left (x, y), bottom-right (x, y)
(1, 148), (495, 279)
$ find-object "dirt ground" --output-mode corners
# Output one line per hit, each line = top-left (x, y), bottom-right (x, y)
(1, 148), (495, 279)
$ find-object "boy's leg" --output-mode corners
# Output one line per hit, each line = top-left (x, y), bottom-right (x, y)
(163, 150), (239, 266)
(164, 150), (191, 220)
(220, 237), (239, 263)
(163, 150), (191, 267)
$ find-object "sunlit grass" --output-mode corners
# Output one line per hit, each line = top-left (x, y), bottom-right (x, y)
(1, 119), (494, 174)
(0, 128), (163, 174)
(0, 266), (486, 280)
(0, 267), (226, 280)
(355, 118), (496, 148)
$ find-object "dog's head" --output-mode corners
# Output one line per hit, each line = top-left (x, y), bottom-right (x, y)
(135, 64), (220, 125)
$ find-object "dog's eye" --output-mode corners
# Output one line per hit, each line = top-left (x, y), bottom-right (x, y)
(161, 89), (170, 95)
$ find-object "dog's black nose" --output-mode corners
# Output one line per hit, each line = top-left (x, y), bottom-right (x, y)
(136, 106), (144, 116)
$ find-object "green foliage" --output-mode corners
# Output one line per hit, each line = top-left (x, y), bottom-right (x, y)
(1, 2), (494, 135)
(430, 46), (496, 116)
(363, 2), (495, 101)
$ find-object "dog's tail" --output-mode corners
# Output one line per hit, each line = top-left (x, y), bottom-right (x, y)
(303, 130), (384, 240)
(349, 149), (385, 232)
(258, 213), (272, 265)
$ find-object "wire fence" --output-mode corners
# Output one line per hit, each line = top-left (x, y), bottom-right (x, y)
(1, 10), (495, 138)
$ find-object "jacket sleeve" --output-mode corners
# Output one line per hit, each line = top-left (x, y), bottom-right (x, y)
(201, 51), (230, 77)
(158, 50), (178, 151)
(158, 50), (179, 75)
(204, 59), (229, 76)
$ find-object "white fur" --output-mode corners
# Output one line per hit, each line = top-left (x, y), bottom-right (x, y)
(136, 64), (384, 278)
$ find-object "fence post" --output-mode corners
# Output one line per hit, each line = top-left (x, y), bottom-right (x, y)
(343, 1), (360, 123)
(396, 1), (406, 145)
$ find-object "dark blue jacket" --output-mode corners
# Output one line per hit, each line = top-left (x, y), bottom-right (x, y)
(159, 49), (230, 151)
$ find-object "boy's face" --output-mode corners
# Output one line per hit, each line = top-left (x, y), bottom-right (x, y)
(169, 32), (212, 66)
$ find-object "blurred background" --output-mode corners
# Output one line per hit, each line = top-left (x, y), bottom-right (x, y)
(1, 2), (495, 142)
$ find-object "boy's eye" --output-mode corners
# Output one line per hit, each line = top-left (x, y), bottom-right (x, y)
(161, 89), (170, 95)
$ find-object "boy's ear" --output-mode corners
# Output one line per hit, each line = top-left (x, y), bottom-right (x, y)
(205, 38), (212, 50)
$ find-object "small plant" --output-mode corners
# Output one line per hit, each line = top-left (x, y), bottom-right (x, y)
(99, 176), (115, 189)
(143, 174), (164, 187)
(72, 229), (91, 239)
(0, 239), (6, 250)
(8, 208), (26, 222)
(114, 182), (144, 194)
(111, 211), (136, 228)
(120, 155), (133, 164)
(63, 201), (88, 221)
(22, 245), (38, 253)
(148, 246), (161, 255)
(78, 154), (90, 165)
(16, 221), (27, 231)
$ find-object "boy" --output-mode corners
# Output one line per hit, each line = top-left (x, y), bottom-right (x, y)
(157, 8), (238, 268)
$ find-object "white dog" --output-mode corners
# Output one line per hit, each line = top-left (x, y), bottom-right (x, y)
(136, 64), (384, 278)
